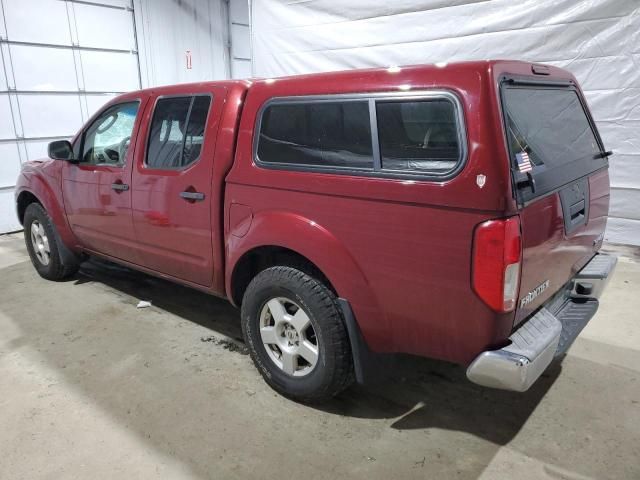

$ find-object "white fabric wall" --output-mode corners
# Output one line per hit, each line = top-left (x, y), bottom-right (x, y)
(251, 0), (640, 246)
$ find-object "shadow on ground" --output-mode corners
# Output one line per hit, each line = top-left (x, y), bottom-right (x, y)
(76, 258), (243, 343)
(73, 258), (558, 446)
(2, 240), (638, 479)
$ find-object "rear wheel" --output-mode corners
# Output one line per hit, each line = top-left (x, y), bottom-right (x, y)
(24, 203), (80, 280)
(241, 266), (354, 402)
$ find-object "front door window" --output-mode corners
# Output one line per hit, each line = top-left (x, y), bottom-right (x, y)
(81, 102), (139, 165)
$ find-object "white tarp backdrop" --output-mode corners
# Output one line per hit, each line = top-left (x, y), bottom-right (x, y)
(251, 0), (640, 246)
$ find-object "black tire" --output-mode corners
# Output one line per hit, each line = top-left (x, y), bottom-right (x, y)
(23, 203), (80, 280)
(241, 266), (354, 402)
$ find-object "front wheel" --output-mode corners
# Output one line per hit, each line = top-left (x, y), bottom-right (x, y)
(24, 203), (80, 280)
(241, 266), (354, 402)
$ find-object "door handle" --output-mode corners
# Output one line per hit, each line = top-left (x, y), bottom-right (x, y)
(569, 199), (586, 224)
(180, 191), (205, 201)
(111, 182), (129, 192)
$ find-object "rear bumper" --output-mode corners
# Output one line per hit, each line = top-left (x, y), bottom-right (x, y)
(466, 253), (617, 392)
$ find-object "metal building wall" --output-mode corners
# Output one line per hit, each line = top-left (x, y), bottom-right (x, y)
(250, 0), (640, 246)
(133, 0), (251, 87)
(230, 0), (251, 78)
(134, 0), (228, 87)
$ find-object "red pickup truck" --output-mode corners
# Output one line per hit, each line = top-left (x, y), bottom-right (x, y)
(15, 60), (616, 402)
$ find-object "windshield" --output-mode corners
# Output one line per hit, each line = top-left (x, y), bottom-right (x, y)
(502, 85), (607, 202)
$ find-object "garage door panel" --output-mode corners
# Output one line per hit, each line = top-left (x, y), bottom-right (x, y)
(92, 0), (133, 8)
(3, 0), (72, 45)
(0, 5), (6, 39)
(10, 45), (78, 91)
(85, 94), (118, 117)
(0, 1), (140, 234)
(0, 43), (13, 90)
(24, 139), (56, 162)
(0, 189), (21, 232)
(80, 51), (139, 92)
(0, 95), (16, 139)
(232, 59), (252, 79)
(231, 0), (249, 24)
(0, 63), (7, 91)
(231, 24), (251, 60)
(74, 4), (136, 51)
(0, 142), (21, 188)
(18, 95), (83, 138)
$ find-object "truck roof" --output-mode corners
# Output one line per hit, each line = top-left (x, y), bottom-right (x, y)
(249, 59), (522, 86)
(134, 79), (252, 96)
(127, 60), (574, 98)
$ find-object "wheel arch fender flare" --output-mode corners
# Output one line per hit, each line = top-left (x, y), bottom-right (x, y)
(226, 210), (387, 351)
(16, 173), (78, 251)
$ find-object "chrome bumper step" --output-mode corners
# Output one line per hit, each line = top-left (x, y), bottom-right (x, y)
(570, 253), (617, 300)
(555, 299), (598, 357)
(466, 307), (562, 392)
(466, 253), (616, 392)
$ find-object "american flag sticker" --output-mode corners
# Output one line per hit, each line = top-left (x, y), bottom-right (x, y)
(516, 151), (533, 173)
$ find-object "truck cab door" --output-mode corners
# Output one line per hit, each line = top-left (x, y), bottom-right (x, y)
(63, 96), (147, 263)
(131, 88), (226, 286)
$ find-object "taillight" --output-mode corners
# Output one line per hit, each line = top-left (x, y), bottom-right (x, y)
(472, 216), (522, 312)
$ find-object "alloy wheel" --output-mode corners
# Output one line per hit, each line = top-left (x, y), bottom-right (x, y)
(259, 297), (319, 377)
(30, 220), (50, 266)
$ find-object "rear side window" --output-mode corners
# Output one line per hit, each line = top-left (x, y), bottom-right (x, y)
(256, 93), (465, 178)
(146, 95), (212, 169)
(257, 101), (373, 169)
(502, 85), (607, 202)
(376, 100), (460, 173)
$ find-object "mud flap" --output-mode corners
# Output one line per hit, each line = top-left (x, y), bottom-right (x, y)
(337, 298), (396, 385)
(50, 218), (83, 268)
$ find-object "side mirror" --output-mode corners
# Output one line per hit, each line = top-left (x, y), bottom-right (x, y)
(48, 140), (76, 161)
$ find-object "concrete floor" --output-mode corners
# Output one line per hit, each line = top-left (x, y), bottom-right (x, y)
(0, 232), (638, 480)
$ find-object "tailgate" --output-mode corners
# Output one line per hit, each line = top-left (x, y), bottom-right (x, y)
(500, 79), (611, 325)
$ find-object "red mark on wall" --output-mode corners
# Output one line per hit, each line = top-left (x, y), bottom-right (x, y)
(186, 50), (192, 70)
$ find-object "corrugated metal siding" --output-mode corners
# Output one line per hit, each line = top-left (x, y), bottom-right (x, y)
(133, 0), (229, 87)
(133, 0), (251, 86)
(230, 0), (251, 78)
